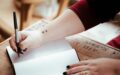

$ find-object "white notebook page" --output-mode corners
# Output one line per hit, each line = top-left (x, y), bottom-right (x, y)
(14, 49), (79, 75)
(7, 39), (79, 75)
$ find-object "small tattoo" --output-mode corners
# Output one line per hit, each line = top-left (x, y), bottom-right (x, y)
(42, 31), (44, 34)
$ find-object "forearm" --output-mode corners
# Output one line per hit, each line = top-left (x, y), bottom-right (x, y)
(39, 9), (85, 43)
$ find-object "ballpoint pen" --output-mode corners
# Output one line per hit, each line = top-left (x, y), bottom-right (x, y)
(13, 11), (23, 57)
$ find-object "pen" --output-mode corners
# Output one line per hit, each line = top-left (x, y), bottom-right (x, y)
(13, 12), (23, 57)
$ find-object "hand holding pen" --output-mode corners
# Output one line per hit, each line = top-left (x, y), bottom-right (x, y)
(13, 12), (24, 57)
(9, 12), (45, 56)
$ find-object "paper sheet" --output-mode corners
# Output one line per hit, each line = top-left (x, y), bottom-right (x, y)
(14, 49), (79, 75)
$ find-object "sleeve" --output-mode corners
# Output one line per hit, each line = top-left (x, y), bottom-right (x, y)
(70, 0), (120, 29)
(107, 35), (120, 49)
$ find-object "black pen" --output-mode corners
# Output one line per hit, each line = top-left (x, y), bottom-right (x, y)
(13, 12), (23, 57)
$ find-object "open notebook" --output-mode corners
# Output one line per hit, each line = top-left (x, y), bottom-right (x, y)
(6, 39), (79, 75)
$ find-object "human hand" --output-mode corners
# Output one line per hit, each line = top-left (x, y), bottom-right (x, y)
(64, 58), (120, 75)
(9, 30), (43, 52)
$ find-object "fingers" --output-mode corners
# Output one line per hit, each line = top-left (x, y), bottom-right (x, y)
(9, 36), (17, 52)
(66, 65), (97, 75)
(20, 33), (27, 42)
(20, 30), (41, 49)
(18, 34), (28, 50)
(73, 71), (98, 75)
(73, 71), (90, 75)
(65, 60), (98, 75)
(18, 43), (27, 52)
(19, 34), (32, 50)
(9, 32), (28, 52)
(68, 61), (89, 68)
(66, 65), (90, 74)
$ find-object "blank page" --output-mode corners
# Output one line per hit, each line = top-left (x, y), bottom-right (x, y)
(14, 49), (79, 75)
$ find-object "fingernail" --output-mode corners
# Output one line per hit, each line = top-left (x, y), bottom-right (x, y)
(63, 72), (67, 75)
(13, 49), (17, 52)
(66, 65), (70, 69)
(20, 51), (24, 54)
(23, 48), (27, 52)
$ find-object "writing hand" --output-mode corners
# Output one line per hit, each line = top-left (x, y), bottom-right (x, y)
(9, 30), (43, 52)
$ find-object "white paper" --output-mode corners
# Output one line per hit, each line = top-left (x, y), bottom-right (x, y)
(14, 49), (79, 75)
(7, 39), (79, 75)
(81, 23), (120, 43)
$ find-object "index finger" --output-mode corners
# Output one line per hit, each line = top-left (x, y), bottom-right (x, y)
(9, 36), (17, 52)
(68, 60), (91, 68)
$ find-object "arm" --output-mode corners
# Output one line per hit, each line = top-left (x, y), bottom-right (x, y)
(41, 9), (85, 43)
(9, 9), (85, 50)
(33, 0), (120, 44)
(9, 0), (120, 50)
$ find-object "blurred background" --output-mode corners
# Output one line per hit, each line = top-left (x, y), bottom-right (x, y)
(0, 0), (77, 43)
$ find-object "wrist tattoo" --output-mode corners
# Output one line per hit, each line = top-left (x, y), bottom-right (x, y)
(42, 30), (48, 34)
(40, 24), (48, 34)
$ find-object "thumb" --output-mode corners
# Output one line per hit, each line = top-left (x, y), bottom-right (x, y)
(19, 35), (32, 50)
(19, 30), (42, 50)
(19, 31), (32, 50)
